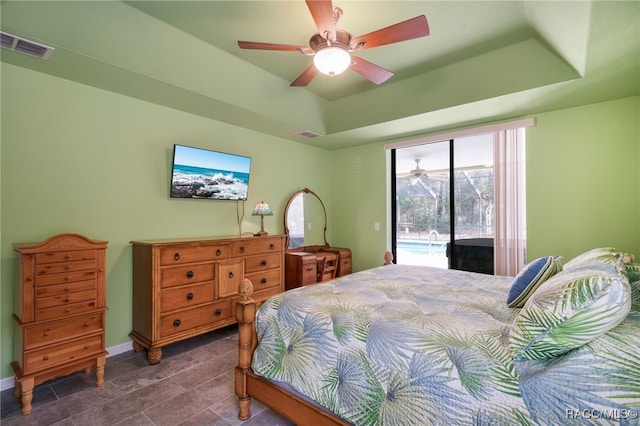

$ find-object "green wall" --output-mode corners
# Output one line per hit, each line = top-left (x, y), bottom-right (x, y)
(0, 63), (334, 380)
(526, 96), (640, 261)
(330, 142), (389, 271)
(1, 61), (639, 384)
(330, 96), (640, 271)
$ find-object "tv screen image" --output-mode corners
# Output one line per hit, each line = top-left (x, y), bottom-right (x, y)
(170, 144), (251, 200)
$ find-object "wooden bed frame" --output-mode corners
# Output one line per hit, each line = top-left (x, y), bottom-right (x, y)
(234, 253), (394, 424)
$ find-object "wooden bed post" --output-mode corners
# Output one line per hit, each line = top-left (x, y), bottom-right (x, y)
(235, 278), (256, 421)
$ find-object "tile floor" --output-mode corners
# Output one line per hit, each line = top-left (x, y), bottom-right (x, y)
(0, 326), (294, 426)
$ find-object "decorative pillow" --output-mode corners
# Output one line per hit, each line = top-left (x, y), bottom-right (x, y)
(510, 268), (631, 361)
(563, 248), (626, 277)
(626, 263), (640, 283)
(507, 256), (563, 308)
(631, 280), (640, 313)
(563, 247), (618, 270)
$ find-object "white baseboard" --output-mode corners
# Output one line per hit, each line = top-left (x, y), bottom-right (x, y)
(0, 340), (134, 392)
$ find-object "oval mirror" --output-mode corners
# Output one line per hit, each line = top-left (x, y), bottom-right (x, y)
(284, 188), (328, 249)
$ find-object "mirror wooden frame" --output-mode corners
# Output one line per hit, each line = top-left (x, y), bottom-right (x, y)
(283, 188), (328, 250)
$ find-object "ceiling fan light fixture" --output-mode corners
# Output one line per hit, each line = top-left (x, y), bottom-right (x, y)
(313, 46), (351, 76)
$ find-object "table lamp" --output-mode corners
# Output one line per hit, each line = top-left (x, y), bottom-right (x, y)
(252, 201), (273, 236)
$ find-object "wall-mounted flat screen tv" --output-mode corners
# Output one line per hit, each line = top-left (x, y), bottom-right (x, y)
(170, 144), (252, 200)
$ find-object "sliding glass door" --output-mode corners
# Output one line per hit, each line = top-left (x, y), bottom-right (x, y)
(392, 134), (495, 273)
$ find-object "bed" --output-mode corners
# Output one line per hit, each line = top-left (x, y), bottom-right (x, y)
(235, 248), (640, 425)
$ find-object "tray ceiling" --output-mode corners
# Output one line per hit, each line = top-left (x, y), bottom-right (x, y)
(1, 1), (638, 149)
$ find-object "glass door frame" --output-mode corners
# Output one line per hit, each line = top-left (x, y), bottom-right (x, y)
(391, 139), (459, 267)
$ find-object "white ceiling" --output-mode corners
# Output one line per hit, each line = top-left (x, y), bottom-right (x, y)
(1, 1), (638, 150)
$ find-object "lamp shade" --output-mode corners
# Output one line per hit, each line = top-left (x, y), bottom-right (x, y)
(313, 46), (351, 76)
(252, 201), (273, 216)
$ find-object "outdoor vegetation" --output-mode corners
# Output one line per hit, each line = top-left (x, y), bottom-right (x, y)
(396, 169), (495, 242)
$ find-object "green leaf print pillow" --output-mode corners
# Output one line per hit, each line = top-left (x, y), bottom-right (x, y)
(510, 268), (631, 361)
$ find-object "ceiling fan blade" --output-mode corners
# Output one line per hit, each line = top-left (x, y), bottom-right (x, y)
(291, 64), (318, 87)
(350, 56), (394, 85)
(306, 0), (336, 41)
(238, 41), (313, 54)
(351, 15), (429, 50)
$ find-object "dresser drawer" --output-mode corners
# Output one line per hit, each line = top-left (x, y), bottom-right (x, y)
(245, 268), (281, 291)
(218, 260), (243, 298)
(159, 244), (229, 265)
(24, 313), (103, 350)
(230, 238), (281, 257)
(25, 334), (103, 374)
(35, 249), (97, 265)
(35, 280), (96, 298)
(35, 259), (97, 276)
(160, 300), (230, 338)
(339, 257), (352, 275)
(160, 263), (215, 288)
(35, 300), (97, 322)
(161, 282), (214, 312)
(35, 270), (97, 287)
(36, 289), (96, 310)
(245, 253), (281, 274)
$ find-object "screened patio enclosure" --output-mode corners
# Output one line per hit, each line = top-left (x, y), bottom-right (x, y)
(392, 134), (495, 272)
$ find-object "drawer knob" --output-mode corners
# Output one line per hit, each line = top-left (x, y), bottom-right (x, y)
(26, 276), (33, 282)
(43, 330), (50, 336)
(174, 253), (181, 261)
(65, 265), (72, 270)
(65, 287), (71, 292)
(216, 249), (222, 256)
(260, 260), (267, 266)
(305, 267), (314, 272)
(43, 356), (49, 361)
(214, 309), (222, 316)
(64, 255), (71, 260)
(270, 244), (275, 250)
(186, 270), (194, 279)
(173, 319), (181, 327)
(83, 322), (90, 327)
(240, 246), (245, 253)
(84, 345), (89, 349)
(65, 308), (72, 313)
(186, 292), (194, 301)
(65, 275), (72, 281)
(260, 278), (267, 284)
(228, 272), (234, 279)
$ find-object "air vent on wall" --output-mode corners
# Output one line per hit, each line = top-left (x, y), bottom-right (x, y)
(295, 130), (322, 139)
(0, 31), (55, 60)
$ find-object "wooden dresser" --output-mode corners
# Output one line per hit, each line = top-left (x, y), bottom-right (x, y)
(285, 246), (352, 290)
(129, 235), (284, 364)
(12, 233), (108, 415)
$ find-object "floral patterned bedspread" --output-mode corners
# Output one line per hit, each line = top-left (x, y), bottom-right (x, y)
(251, 265), (640, 426)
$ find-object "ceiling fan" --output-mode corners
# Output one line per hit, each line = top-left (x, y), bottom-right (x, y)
(237, 0), (429, 87)
(397, 159), (447, 183)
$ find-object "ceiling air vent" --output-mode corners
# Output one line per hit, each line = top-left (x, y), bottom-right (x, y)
(0, 31), (55, 60)
(295, 130), (322, 139)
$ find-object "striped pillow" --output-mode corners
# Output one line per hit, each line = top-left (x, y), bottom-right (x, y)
(507, 256), (563, 308)
(510, 268), (631, 361)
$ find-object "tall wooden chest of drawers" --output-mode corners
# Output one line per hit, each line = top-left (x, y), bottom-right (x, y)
(12, 233), (108, 415)
(129, 235), (284, 364)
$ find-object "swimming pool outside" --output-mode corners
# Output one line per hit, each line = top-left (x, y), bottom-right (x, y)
(396, 240), (449, 268)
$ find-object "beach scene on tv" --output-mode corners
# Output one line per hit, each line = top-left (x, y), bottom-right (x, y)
(171, 145), (251, 200)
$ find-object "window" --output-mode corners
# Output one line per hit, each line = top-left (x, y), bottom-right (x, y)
(386, 118), (534, 275)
